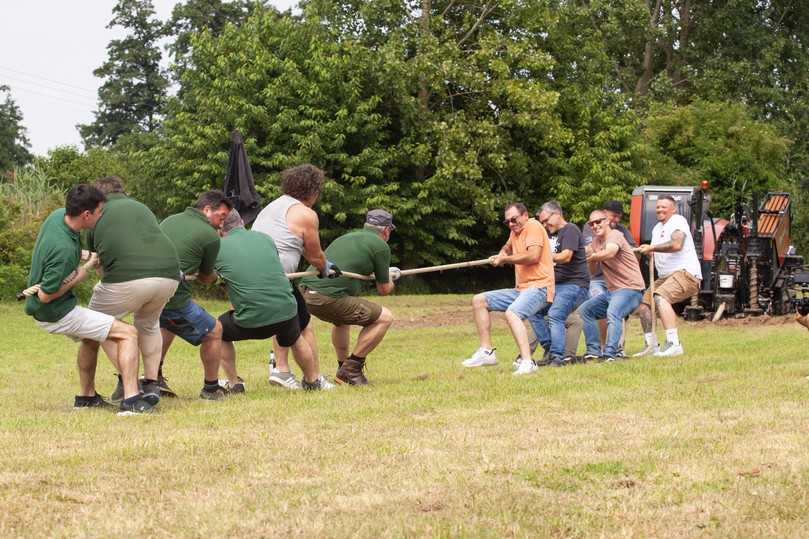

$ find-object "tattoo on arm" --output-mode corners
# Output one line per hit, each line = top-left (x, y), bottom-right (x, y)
(653, 230), (685, 253)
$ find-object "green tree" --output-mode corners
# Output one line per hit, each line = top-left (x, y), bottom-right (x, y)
(79, 0), (169, 147)
(165, 0), (263, 80)
(0, 85), (33, 172)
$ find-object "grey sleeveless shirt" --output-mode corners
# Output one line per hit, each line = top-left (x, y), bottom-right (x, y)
(252, 194), (305, 273)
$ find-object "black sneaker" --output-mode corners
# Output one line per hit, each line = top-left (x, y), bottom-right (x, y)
(73, 393), (115, 410)
(550, 356), (572, 368)
(582, 354), (600, 363)
(598, 356), (616, 363)
(117, 397), (154, 416)
(157, 376), (177, 398)
(140, 380), (161, 406)
(200, 385), (227, 401)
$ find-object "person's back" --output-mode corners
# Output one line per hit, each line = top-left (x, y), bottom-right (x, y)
(92, 192), (180, 283)
(216, 228), (297, 327)
(159, 208), (220, 311)
(300, 228), (391, 298)
(251, 194), (305, 273)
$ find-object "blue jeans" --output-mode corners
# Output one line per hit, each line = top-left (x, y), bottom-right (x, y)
(484, 287), (549, 320)
(589, 278), (608, 298)
(529, 284), (589, 357)
(579, 289), (643, 357)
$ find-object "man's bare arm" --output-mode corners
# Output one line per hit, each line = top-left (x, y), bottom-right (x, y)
(288, 205), (327, 271)
(650, 230), (686, 253)
(504, 244), (541, 265)
(587, 243), (619, 262)
(553, 249), (573, 264)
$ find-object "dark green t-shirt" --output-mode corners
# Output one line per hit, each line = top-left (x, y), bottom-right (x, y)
(160, 208), (220, 310)
(24, 208), (80, 322)
(300, 228), (391, 298)
(214, 228), (296, 328)
(90, 193), (180, 284)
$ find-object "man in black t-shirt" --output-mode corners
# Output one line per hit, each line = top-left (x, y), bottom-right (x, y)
(529, 201), (590, 367)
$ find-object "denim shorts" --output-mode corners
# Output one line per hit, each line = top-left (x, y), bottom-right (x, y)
(159, 301), (217, 346)
(484, 287), (549, 320)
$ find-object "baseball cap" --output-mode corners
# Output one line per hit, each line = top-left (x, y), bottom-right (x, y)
(366, 208), (396, 230)
(602, 200), (624, 215)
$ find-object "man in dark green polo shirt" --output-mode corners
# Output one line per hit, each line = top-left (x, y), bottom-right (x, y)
(215, 210), (333, 391)
(87, 176), (181, 407)
(299, 209), (399, 385)
(25, 184), (151, 415)
(158, 190), (232, 400)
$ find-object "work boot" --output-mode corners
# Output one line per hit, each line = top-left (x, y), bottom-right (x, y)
(335, 358), (368, 385)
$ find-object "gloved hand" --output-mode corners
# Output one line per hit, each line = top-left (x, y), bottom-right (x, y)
(389, 267), (402, 281)
(320, 260), (343, 279)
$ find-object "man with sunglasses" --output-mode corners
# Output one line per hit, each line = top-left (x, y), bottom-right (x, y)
(530, 201), (589, 367)
(579, 210), (645, 361)
(463, 202), (555, 375)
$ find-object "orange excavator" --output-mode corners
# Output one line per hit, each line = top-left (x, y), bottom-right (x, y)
(629, 182), (806, 320)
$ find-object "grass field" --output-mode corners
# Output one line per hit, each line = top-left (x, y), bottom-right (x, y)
(2, 295), (809, 538)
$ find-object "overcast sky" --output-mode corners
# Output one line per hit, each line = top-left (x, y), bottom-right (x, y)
(0, 0), (298, 156)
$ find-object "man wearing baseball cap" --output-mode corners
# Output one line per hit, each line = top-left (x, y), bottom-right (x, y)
(299, 209), (400, 385)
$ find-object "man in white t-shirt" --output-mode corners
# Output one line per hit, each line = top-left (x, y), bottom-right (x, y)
(636, 195), (702, 357)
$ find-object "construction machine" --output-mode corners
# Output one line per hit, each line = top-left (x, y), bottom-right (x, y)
(629, 182), (806, 320)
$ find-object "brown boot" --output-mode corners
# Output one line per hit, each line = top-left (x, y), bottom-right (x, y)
(335, 357), (368, 385)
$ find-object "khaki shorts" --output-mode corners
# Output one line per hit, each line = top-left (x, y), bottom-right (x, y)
(302, 289), (382, 327)
(37, 306), (115, 343)
(642, 269), (701, 306)
(90, 277), (179, 334)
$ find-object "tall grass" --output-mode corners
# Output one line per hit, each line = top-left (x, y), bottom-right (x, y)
(0, 166), (63, 225)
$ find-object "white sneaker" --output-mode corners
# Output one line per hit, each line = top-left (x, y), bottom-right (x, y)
(268, 370), (302, 390)
(654, 342), (684, 357)
(632, 345), (659, 357)
(512, 357), (538, 375)
(462, 347), (497, 367)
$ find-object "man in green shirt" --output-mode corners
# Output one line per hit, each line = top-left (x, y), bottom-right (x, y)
(158, 190), (232, 400)
(88, 176), (181, 407)
(215, 210), (333, 390)
(25, 184), (151, 415)
(300, 209), (399, 385)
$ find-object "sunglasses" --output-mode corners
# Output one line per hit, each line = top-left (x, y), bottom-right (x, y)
(587, 217), (607, 228)
(503, 216), (520, 225)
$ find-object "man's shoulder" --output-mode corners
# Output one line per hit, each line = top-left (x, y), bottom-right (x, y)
(560, 222), (581, 237)
(606, 229), (624, 243)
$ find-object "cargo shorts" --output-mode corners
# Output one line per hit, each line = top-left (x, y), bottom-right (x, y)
(301, 289), (382, 327)
(641, 269), (701, 307)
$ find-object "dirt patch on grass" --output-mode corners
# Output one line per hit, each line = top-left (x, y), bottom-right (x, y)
(700, 314), (803, 328)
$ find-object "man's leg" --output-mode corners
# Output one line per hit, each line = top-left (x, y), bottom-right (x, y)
(133, 279), (178, 381)
(353, 307), (394, 357)
(578, 294), (610, 357)
(81, 320), (140, 399)
(564, 311), (583, 357)
(506, 287), (548, 360)
(159, 328), (176, 377)
(220, 341), (239, 382)
(604, 290), (643, 358)
(546, 284), (580, 358)
(289, 336), (317, 382)
(332, 325), (351, 365)
(472, 293), (494, 350)
(200, 321), (223, 382)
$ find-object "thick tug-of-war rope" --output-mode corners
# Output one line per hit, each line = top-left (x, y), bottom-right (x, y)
(18, 257), (495, 299)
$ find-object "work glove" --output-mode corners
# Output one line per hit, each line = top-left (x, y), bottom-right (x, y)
(389, 267), (402, 281)
(320, 260), (343, 279)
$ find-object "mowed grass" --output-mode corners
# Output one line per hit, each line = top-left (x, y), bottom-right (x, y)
(2, 295), (809, 538)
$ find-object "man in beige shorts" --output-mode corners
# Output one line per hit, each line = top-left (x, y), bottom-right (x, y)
(299, 209), (399, 385)
(25, 184), (149, 415)
(88, 177), (181, 405)
(636, 195), (702, 357)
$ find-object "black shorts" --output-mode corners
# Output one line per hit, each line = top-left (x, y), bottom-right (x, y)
(218, 311), (301, 347)
(292, 285), (311, 330)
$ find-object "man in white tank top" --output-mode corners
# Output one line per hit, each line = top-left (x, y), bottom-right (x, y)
(252, 164), (340, 388)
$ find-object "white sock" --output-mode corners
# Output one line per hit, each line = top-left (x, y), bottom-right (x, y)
(644, 333), (656, 347)
(665, 329), (680, 346)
